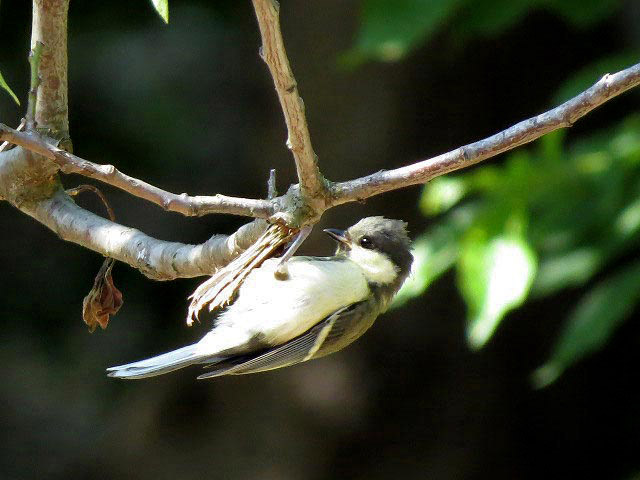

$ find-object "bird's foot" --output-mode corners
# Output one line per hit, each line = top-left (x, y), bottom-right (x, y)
(275, 225), (313, 279)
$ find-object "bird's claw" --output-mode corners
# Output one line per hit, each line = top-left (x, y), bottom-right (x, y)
(274, 225), (313, 279)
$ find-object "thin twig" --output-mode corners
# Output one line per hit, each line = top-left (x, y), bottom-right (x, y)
(252, 0), (327, 207)
(329, 62), (640, 206)
(66, 184), (116, 221)
(25, 42), (44, 131)
(0, 119), (25, 152)
(0, 124), (275, 219)
(268, 168), (277, 199)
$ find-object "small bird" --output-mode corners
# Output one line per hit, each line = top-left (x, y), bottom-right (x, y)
(107, 217), (413, 379)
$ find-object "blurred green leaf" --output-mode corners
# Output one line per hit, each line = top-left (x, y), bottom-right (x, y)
(458, 213), (537, 348)
(150, 0), (169, 24)
(457, 0), (532, 36)
(350, 0), (622, 64)
(553, 51), (640, 104)
(533, 248), (603, 296)
(420, 176), (468, 215)
(393, 204), (477, 307)
(415, 116), (640, 301)
(545, 0), (622, 28)
(532, 260), (640, 388)
(539, 129), (565, 163)
(457, 0), (621, 38)
(345, 0), (462, 65)
(0, 69), (20, 105)
(410, 111), (640, 383)
(615, 195), (640, 236)
(531, 117), (640, 296)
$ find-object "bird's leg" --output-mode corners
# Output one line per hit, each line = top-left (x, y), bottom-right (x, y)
(275, 225), (313, 279)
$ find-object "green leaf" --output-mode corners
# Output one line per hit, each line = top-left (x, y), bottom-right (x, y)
(545, 0), (622, 28)
(411, 113), (640, 380)
(393, 204), (477, 307)
(150, 0), (169, 24)
(530, 117), (640, 296)
(532, 260), (640, 388)
(346, 0), (462, 64)
(459, 227), (537, 349)
(420, 176), (468, 216)
(458, 0), (622, 35)
(533, 248), (602, 296)
(456, 0), (533, 36)
(348, 0), (623, 65)
(553, 51), (640, 104)
(0, 69), (20, 105)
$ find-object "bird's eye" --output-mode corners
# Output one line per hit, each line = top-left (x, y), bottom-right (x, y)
(359, 236), (375, 249)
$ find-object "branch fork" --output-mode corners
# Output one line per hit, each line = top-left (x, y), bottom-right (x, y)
(252, 0), (328, 213)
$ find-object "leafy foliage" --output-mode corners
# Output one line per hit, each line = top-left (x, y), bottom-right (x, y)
(366, 0), (637, 388)
(0, 69), (20, 105)
(396, 115), (640, 384)
(532, 260), (640, 388)
(458, 221), (537, 349)
(150, 0), (169, 24)
(348, 0), (623, 63)
(344, 0), (463, 65)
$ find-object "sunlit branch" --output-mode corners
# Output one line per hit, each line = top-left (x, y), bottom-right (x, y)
(251, 0), (327, 209)
(22, 189), (267, 280)
(31, 0), (70, 139)
(328, 62), (640, 205)
(0, 124), (276, 219)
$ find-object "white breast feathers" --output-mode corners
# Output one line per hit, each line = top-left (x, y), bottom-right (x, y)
(211, 257), (370, 346)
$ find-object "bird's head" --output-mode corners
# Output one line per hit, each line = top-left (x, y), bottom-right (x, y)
(324, 216), (413, 287)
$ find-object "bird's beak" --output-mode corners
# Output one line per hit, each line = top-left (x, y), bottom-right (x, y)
(323, 228), (350, 246)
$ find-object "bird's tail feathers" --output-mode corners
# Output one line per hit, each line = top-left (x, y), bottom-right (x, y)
(107, 344), (204, 379)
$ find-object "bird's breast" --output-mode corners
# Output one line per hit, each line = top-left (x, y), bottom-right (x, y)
(217, 257), (370, 345)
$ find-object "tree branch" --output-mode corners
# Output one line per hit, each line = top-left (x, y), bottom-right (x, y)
(1, 0), (264, 283)
(21, 188), (267, 280)
(251, 0), (327, 208)
(2, 1), (639, 285)
(328, 62), (640, 206)
(0, 124), (276, 219)
(0, 143), (268, 279)
(31, 0), (70, 141)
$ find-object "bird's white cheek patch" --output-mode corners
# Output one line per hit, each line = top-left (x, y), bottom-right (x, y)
(349, 247), (399, 285)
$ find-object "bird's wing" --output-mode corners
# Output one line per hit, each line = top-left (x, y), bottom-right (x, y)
(197, 302), (370, 379)
(187, 224), (297, 325)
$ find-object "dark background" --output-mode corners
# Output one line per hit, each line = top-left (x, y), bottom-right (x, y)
(1, 1), (639, 479)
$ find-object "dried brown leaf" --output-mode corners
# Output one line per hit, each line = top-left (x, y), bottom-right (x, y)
(82, 258), (123, 332)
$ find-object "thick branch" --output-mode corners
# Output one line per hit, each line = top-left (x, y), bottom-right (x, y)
(31, 0), (69, 140)
(252, 0), (327, 206)
(0, 143), (267, 278)
(0, 124), (276, 218)
(329, 62), (640, 205)
(20, 189), (266, 280)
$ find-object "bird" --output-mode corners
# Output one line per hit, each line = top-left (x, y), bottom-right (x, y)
(107, 216), (413, 380)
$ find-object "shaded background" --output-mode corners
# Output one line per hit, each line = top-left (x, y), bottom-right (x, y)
(1, 1), (639, 479)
